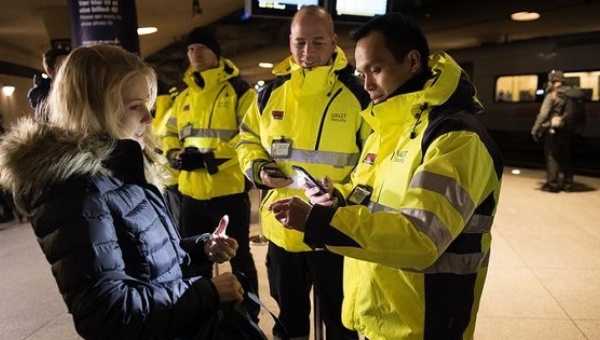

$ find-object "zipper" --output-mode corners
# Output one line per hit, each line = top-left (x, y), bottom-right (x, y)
(314, 87), (343, 150)
(207, 84), (228, 128)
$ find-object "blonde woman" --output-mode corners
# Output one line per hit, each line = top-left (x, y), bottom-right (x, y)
(0, 44), (242, 339)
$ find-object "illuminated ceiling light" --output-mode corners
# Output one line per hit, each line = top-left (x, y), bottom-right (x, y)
(257, 80), (265, 86)
(2, 86), (16, 96)
(137, 27), (158, 36)
(258, 62), (273, 69)
(41, 73), (49, 79)
(510, 12), (540, 21)
(511, 169), (521, 175)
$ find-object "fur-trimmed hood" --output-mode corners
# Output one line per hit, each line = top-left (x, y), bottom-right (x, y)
(0, 118), (127, 209)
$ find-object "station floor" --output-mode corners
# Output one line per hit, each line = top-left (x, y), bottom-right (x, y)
(1, 167), (600, 340)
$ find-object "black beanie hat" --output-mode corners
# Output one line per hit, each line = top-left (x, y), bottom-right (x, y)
(186, 26), (221, 56)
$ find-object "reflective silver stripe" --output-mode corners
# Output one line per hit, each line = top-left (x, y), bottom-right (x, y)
(464, 214), (493, 233)
(235, 140), (264, 149)
(166, 117), (177, 126)
(410, 171), (475, 222)
(240, 123), (260, 139)
(181, 128), (238, 140)
(370, 202), (492, 235)
(403, 251), (490, 274)
(368, 201), (391, 212)
(400, 208), (453, 254)
(269, 148), (360, 168)
(367, 202), (452, 253)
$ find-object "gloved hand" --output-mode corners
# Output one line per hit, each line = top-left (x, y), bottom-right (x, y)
(178, 147), (205, 171)
(202, 151), (219, 175)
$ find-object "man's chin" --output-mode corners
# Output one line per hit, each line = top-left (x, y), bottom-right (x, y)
(372, 96), (385, 104)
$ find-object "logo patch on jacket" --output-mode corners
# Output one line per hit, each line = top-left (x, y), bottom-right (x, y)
(392, 150), (408, 163)
(331, 112), (347, 122)
(272, 110), (284, 120)
(363, 153), (377, 165)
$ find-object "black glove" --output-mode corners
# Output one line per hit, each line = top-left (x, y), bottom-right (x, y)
(202, 151), (219, 175)
(178, 147), (205, 171)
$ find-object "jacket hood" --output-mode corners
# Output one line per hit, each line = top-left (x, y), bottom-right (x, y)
(0, 118), (113, 203)
(363, 52), (483, 134)
(421, 52), (483, 113)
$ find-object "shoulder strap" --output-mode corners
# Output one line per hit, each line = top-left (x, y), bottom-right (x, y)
(235, 272), (290, 340)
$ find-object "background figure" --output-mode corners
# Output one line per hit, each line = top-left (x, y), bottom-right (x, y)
(269, 13), (503, 340)
(26, 48), (70, 122)
(236, 6), (369, 340)
(531, 70), (581, 192)
(162, 26), (260, 320)
(0, 44), (242, 339)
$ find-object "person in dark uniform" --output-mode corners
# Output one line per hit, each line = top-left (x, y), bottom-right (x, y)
(531, 70), (575, 192)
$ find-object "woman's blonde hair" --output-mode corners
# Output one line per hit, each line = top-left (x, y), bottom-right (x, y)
(46, 44), (167, 186)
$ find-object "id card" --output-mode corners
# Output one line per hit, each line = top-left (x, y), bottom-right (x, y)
(271, 137), (292, 159)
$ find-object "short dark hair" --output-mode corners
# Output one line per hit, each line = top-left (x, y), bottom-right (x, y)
(351, 13), (429, 69)
(42, 49), (70, 69)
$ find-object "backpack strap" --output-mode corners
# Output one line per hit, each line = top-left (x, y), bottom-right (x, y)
(234, 272), (290, 340)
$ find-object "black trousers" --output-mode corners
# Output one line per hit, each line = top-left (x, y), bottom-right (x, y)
(164, 185), (181, 230)
(267, 242), (357, 339)
(544, 130), (573, 187)
(180, 192), (259, 319)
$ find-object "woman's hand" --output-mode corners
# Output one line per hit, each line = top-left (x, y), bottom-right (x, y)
(204, 215), (238, 263)
(204, 235), (238, 263)
(211, 272), (244, 303)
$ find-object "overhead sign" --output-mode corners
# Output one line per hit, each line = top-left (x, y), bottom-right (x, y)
(69, 0), (140, 54)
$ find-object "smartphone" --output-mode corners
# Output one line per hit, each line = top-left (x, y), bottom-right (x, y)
(263, 166), (288, 179)
(291, 165), (327, 195)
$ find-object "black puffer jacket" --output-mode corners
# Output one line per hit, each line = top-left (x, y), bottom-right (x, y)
(0, 119), (219, 339)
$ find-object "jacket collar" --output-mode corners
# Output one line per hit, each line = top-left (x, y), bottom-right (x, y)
(271, 47), (349, 97)
(183, 57), (240, 90)
(0, 118), (148, 208)
(363, 52), (483, 134)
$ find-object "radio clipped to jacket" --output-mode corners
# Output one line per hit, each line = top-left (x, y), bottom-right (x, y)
(347, 184), (373, 206)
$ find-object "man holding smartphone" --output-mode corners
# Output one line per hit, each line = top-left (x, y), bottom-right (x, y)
(269, 13), (503, 340)
(236, 6), (370, 340)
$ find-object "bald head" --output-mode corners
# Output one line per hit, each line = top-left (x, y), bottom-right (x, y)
(292, 6), (335, 36)
(289, 5), (337, 69)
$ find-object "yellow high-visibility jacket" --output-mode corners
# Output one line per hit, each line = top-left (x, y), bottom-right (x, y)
(236, 47), (371, 252)
(303, 52), (504, 339)
(163, 58), (256, 200)
(153, 87), (179, 186)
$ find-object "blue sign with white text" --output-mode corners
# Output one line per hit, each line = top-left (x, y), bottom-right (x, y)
(69, 0), (140, 54)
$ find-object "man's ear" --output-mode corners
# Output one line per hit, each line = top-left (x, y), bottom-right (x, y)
(406, 50), (422, 74)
